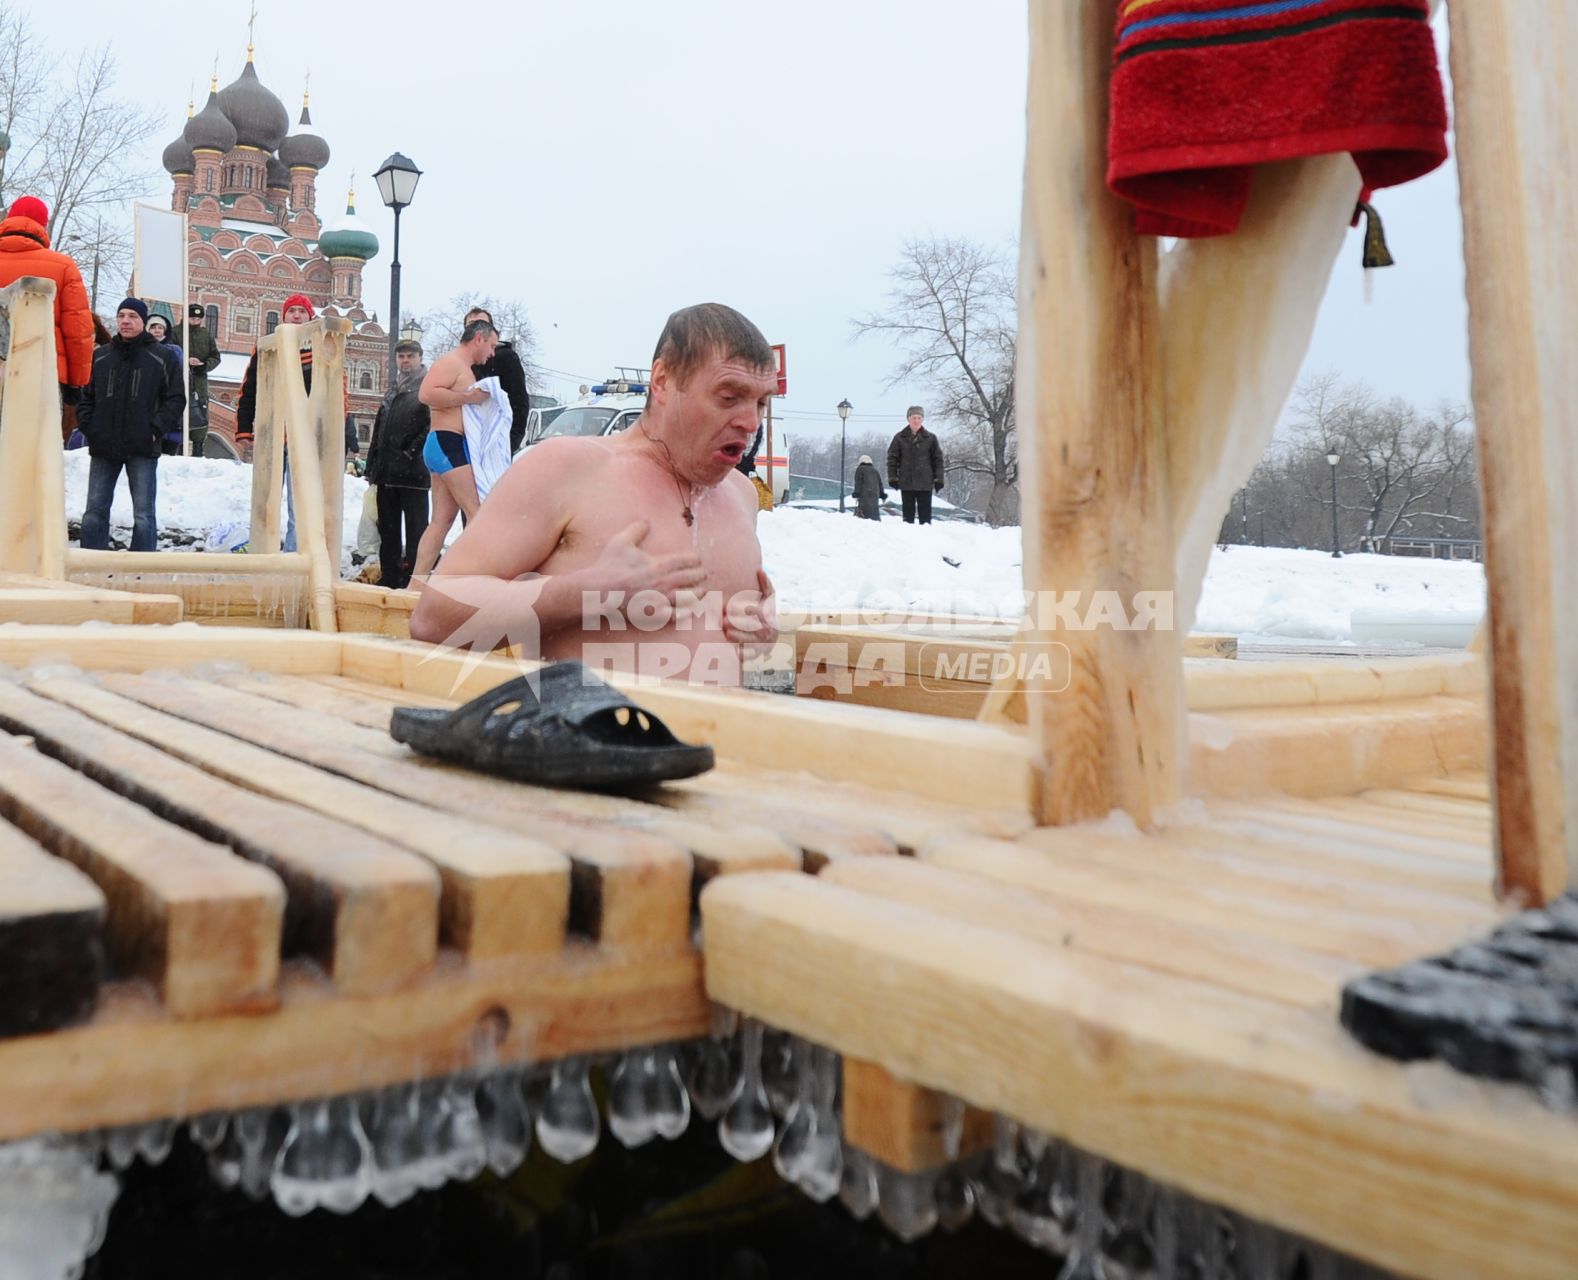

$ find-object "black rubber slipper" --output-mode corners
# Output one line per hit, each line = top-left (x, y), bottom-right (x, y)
(389, 662), (714, 789)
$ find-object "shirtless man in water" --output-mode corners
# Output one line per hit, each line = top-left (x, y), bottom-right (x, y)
(409, 319), (497, 578)
(409, 303), (777, 686)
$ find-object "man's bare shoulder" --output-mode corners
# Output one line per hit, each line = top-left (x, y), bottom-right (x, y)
(719, 468), (759, 514)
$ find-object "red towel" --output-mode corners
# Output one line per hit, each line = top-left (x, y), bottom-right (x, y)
(1107, 0), (1449, 237)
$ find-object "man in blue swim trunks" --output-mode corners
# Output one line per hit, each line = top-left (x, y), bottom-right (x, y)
(410, 318), (497, 578)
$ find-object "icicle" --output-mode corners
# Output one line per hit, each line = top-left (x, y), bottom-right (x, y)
(771, 1041), (817, 1184)
(134, 1118), (176, 1167)
(269, 1096), (373, 1216)
(1234, 1213), (1292, 1279)
(839, 1146), (880, 1221)
(438, 1077), (486, 1182)
(718, 1018), (774, 1162)
(366, 1083), (426, 1208)
(608, 1049), (662, 1149)
(650, 1044), (692, 1140)
(535, 1057), (599, 1163)
(1054, 1150), (1108, 1279)
(875, 1162), (938, 1242)
(475, 1069), (532, 1177)
(1103, 1166), (1156, 1276)
(934, 1162), (975, 1233)
(188, 1112), (228, 1153)
(101, 1125), (140, 1173)
(1151, 1185), (1180, 1280)
(798, 1047), (843, 1202)
(761, 1030), (802, 1119)
(1010, 1142), (1069, 1254)
(684, 1032), (736, 1121)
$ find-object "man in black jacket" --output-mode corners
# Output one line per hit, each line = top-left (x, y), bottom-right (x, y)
(76, 298), (184, 552)
(886, 405), (945, 525)
(464, 306), (530, 453)
(365, 339), (431, 590)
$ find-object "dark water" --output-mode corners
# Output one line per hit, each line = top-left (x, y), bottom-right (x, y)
(84, 1124), (1049, 1280)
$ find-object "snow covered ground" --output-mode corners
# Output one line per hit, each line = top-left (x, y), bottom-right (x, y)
(62, 452), (1486, 645)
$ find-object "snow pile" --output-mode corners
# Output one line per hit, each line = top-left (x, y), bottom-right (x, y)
(755, 509), (1485, 644)
(58, 457), (1486, 643)
(62, 451), (371, 567)
(1191, 544), (1485, 643)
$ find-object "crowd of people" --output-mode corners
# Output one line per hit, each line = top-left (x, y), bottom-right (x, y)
(2, 188), (941, 683)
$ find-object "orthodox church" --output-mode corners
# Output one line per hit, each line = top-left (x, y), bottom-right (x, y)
(158, 43), (389, 453)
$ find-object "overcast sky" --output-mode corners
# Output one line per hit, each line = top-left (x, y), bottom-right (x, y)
(30, 1), (1469, 446)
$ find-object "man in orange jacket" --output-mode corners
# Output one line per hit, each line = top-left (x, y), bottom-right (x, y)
(0, 196), (95, 397)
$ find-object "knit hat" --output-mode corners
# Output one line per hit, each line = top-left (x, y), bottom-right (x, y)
(858, 455), (873, 465)
(7, 196), (48, 226)
(117, 297), (149, 323)
(906, 406), (924, 419)
(281, 293), (315, 319)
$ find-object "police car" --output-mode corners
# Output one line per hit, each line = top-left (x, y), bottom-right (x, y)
(534, 370), (791, 502)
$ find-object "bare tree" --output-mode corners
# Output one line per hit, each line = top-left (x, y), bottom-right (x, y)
(0, 9), (157, 309)
(854, 235), (1018, 525)
(1233, 372), (1480, 553)
(417, 291), (540, 388)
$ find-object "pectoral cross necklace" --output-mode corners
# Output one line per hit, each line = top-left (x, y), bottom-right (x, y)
(639, 423), (698, 526)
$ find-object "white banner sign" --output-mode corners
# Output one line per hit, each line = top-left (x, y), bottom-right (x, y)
(132, 203), (186, 302)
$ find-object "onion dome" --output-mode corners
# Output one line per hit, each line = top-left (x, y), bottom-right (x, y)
(317, 190), (379, 261)
(162, 132), (195, 175)
(278, 94), (330, 172)
(217, 54), (288, 153)
(184, 81), (237, 154)
(266, 155), (290, 191)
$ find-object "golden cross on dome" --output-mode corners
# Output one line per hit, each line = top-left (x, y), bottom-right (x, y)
(210, 55), (218, 93)
(247, 3), (257, 61)
(304, 70), (311, 108)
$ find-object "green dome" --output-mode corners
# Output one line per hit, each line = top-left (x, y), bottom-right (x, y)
(317, 192), (378, 261)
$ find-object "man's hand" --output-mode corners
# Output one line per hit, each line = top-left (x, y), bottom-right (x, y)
(590, 521), (706, 600)
(189, 356), (204, 367)
(465, 384), (491, 406)
(723, 567), (779, 658)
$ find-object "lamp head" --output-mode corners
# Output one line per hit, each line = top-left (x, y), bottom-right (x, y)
(373, 152), (422, 209)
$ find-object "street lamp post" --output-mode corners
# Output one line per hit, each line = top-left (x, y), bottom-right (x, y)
(64, 215), (105, 315)
(837, 399), (852, 512)
(373, 152), (422, 384)
(1326, 451), (1342, 558)
(1238, 486), (1249, 545)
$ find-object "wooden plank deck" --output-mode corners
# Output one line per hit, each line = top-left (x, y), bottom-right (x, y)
(704, 771), (1578, 1280)
(0, 630), (1556, 1277)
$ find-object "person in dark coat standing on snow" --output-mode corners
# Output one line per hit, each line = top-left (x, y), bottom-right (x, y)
(170, 302), (221, 457)
(852, 454), (885, 520)
(365, 339), (431, 590)
(76, 298), (184, 552)
(886, 405), (945, 525)
(463, 306), (531, 453)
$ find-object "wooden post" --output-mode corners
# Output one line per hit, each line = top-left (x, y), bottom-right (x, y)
(0, 280), (66, 578)
(248, 341), (283, 554)
(1018, 2), (1181, 827)
(311, 319), (350, 573)
(1449, 0), (1578, 903)
(277, 322), (338, 632)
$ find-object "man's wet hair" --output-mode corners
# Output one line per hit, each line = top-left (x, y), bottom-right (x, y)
(465, 307), (493, 326)
(461, 319), (496, 344)
(651, 303), (773, 390)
